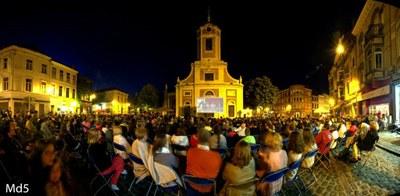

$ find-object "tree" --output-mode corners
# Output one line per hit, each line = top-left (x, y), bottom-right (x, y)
(137, 84), (159, 108)
(244, 76), (279, 110)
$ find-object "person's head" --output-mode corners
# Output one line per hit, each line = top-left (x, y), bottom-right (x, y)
(369, 121), (379, 132)
(87, 128), (100, 144)
(3, 120), (17, 138)
(262, 132), (283, 151)
(175, 127), (186, 136)
(288, 131), (305, 154)
(49, 158), (62, 183)
(33, 139), (56, 167)
(213, 124), (223, 135)
(240, 122), (246, 129)
(135, 127), (148, 140)
(113, 125), (122, 136)
(302, 127), (315, 147)
(197, 128), (210, 145)
(152, 133), (167, 154)
(231, 140), (252, 168)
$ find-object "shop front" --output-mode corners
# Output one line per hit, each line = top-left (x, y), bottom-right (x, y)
(393, 80), (400, 124)
(360, 85), (391, 117)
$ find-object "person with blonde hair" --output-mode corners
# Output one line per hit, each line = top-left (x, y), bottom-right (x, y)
(220, 140), (256, 196)
(353, 121), (379, 160)
(257, 132), (287, 196)
(302, 128), (317, 168)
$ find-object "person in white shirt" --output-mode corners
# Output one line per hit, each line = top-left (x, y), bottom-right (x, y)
(235, 123), (247, 137)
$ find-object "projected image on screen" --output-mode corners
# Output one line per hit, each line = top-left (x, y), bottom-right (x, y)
(197, 97), (223, 113)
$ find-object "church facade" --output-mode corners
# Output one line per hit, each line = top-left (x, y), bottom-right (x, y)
(175, 20), (244, 118)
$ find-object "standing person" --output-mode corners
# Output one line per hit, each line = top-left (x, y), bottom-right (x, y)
(257, 132), (288, 196)
(234, 122), (247, 137)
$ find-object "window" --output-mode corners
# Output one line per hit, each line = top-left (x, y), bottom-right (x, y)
(59, 86), (63, 96)
(41, 82), (46, 94)
(3, 77), (8, 91)
(375, 49), (383, 69)
(52, 84), (56, 95)
(118, 96), (120, 102)
(26, 60), (33, 70)
(66, 88), (70, 98)
(184, 91), (191, 96)
(205, 91), (214, 96)
(66, 73), (70, 83)
(72, 89), (75, 99)
(72, 75), (76, 84)
(60, 70), (64, 81)
(52, 68), (56, 79)
(26, 79), (32, 92)
(205, 73), (214, 81)
(205, 38), (213, 51)
(3, 58), (8, 69)
(41, 64), (47, 74)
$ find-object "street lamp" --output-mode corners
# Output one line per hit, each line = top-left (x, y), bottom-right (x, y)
(336, 40), (345, 55)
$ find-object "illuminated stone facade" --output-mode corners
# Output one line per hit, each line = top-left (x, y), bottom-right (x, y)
(0, 45), (78, 115)
(274, 84), (312, 118)
(93, 88), (129, 115)
(175, 21), (244, 118)
(329, 0), (400, 120)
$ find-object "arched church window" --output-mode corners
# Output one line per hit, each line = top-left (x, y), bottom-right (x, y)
(205, 91), (214, 96)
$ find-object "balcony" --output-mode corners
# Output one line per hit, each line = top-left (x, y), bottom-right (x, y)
(365, 24), (383, 44)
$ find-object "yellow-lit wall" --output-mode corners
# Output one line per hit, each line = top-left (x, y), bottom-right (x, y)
(176, 22), (244, 118)
(94, 89), (129, 114)
(0, 45), (78, 115)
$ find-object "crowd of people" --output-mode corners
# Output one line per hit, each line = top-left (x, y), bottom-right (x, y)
(0, 110), (384, 196)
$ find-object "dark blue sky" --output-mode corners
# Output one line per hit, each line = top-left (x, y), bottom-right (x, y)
(0, 1), (365, 95)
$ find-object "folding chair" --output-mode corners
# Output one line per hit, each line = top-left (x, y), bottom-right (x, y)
(127, 152), (148, 192)
(298, 149), (318, 189)
(224, 177), (258, 196)
(261, 167), (289, 195)
(182, 174), (217, 196)
(284, 159), (305, 195)
(113, 142), (127, 152)
(87, 147), (119, 196)
(315, 142), (331, 170)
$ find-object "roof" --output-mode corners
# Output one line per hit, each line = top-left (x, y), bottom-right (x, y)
(96, 87), (128, 94)
(0, 44), (78, 72)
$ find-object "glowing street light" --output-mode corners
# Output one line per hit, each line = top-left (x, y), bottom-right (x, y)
(336, 41), (345, 55)
(328, 98), (335, 107)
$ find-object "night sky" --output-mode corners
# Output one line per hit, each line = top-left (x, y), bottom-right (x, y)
(0, 1), (366, 95)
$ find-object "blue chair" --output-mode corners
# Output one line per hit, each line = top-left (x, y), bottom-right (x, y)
(284, 159), (305, 195)
(87, 147), (119, 196)
(261, 167), (289, 195)
(282, 138), (289, 150)
(127, 153), (145, 192)
(113, 142), (127, 152)
(250, 144), (260, 153)
(182, 174), (217, 196)
(224, 177), (258, 196)
(299, 149), (318, 189)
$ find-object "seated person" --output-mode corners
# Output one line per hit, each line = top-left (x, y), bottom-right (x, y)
(153, 133), (179, 170)
(209, 125), (227, 150)
(131, 127), (150, 182)
(257, 132), (288, 196)
(302, 128), (317, 168)
(220, 140), (256, 196)
(242, 128), (256, 144)
(357, 121), (379, 151)
(170, 127), (189, 156)
(315, 122), (332, 155)
(286, 131), (304, 180)
(186, 128), (222, 193)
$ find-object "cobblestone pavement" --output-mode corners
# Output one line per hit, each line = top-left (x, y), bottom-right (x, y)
(377, 131), (400, 155)
(298, 148), (400, 196)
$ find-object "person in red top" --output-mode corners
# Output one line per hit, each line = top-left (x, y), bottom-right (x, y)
(315, 122), (332, 155)
(186, 128), (222, 193)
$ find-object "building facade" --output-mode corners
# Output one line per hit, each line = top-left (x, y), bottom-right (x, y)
(175, 20), (244, 118)
(0, 45), (78, 115)
(274, 84), (312, 117)
(329, 0), (400, 123)
(93, 88), (129, 115)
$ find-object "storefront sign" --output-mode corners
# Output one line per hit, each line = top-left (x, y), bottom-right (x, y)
(361, 85), (390, 101)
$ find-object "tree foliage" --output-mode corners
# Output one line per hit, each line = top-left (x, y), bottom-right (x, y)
(137, 84), (159, 108)
(244, 76), (279, 109)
